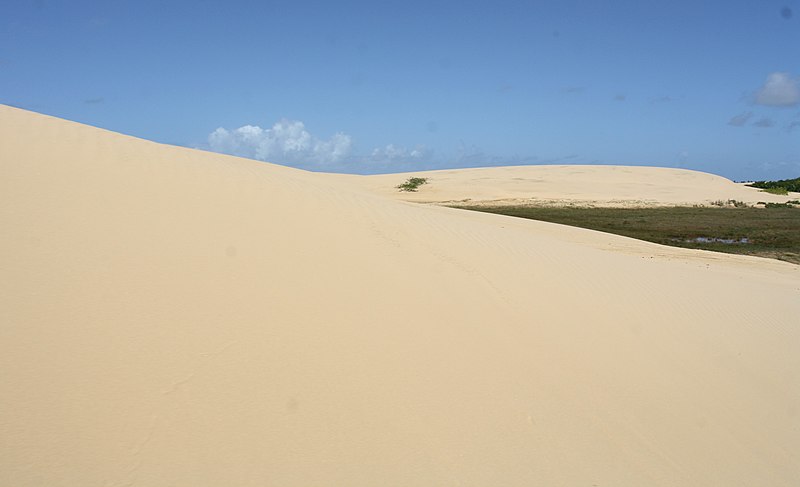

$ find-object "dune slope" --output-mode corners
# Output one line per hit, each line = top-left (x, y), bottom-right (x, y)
(351, 165), (799, 206)
(1, 105), (799, 486)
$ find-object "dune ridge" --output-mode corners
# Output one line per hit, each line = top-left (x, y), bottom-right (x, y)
(1, 105), (799, 486)
(350, 165), (800, 207)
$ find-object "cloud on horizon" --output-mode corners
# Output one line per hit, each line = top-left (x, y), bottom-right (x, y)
(208, 120), (353, 166)
(370, 144), (430, 163)
(205, 120), (584, 174)
(452, 143), (577, 169)
(755, 72), (800, 107)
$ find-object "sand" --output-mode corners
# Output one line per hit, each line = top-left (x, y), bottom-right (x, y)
(1, 104), (799, 486)
(349, 165), (800, 207)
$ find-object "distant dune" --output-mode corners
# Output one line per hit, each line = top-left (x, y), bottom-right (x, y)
(351, 165), (799, 207)
(1, 104), (799, 486)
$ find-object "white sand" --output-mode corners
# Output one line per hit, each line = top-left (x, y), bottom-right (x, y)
(1, 104), (799, 486)
(350, 165), (800, 206)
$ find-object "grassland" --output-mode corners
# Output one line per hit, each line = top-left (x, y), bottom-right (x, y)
(452, 205), (800, 264)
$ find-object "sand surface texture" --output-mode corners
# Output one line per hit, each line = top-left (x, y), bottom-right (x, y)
(351, 165), (800, 206)
(2, 105), (799, 486)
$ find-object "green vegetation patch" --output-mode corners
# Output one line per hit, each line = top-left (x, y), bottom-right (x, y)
(397, 177), (429, 192)
(452, 205), (800, 264)
(760, 187), (789, 195)
(765, 201), (800, 208)
(747, 176), (800, 193)
(710, 199), (748, 207)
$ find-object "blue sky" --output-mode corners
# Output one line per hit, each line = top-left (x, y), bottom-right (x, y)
(2, 0), (798, 180)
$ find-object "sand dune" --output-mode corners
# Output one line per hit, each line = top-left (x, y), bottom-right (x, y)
(1, 104), (799, 486)
(350, 165), (799, 206)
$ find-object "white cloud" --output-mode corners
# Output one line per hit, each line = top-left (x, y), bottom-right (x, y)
(208, 119), (353, 166)
(753, 117), (775, 128)
(451, 142), (568, 168)
(651, 95), (674, 103)
(370, 144), (430, 163)
(755, 72), (800, 107)
(727, 111), (753, 127)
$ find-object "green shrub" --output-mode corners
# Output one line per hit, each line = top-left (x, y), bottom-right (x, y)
(396, 177), (429, 192)
(747, 176), (800, 193)
(761, 187), (789, 195)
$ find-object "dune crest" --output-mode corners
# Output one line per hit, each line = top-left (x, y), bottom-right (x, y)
(1, 105), (799, 486)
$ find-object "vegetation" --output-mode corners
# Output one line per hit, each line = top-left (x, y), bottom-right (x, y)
(452, 205), (800, 264)
(747, 176), (800, 193)
(760, 187), (789, 195)
(765, 201), (800, 208)
(710, 199), (748, 207)
(397, 177), (429, 192)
